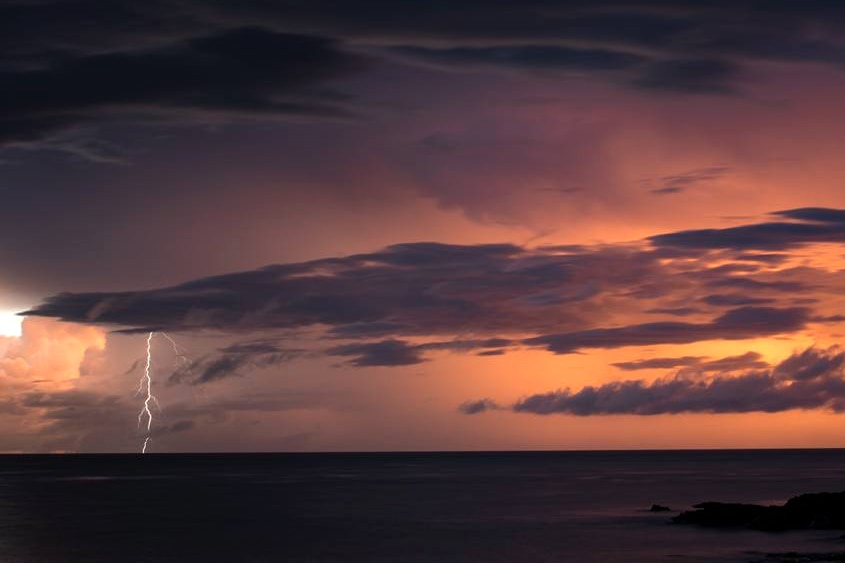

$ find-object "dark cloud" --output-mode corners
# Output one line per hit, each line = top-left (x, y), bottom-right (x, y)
(705, 277), (808, 292)
(524, 306), (811, 355)
(651, 186), (684, 196)
(695, 351), (770, 373)
(634, 59), (738, 94)
(25, 208), (845, 366)
(389, 45), (643, 72)
(645, 307), (703, 317)
(234, 1), (845, 67)
(328, 337), (514, 366)
(217, 342), (283, 355)
(0, 26), (364, 145)
(702, 294), (776, 307)
(419, 338), (513, 352)
(253, 1), (845, 96)
(733, 253), (791, 264)
(477, 349), (506, 357)
(170, 340), (303, 385)
(5, 1), (845, 146)
(458, 398), (502, 414)
(613, 356), (706, 371)
(222, 1), (693, 47)
(775, 208), (845, 223)
(645, 166), (730, 195)
(650, 207), (845, 250)
(773, 346), (845, 381)
(329, 339), (425, 367)
(23, 242), (623, 335)
(503, 347), (845, 416)
(695, 263), (761, 276)
(613, 352), (768, 372)
(328, 322), (411, 339)
(0, 1), (205, 65)
(192, 354), (251, 384)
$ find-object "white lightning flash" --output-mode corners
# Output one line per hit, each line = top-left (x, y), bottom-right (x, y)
(137, 331), (158, 453)
(161, 332), (192, 371)
(135, 331), (190, 453)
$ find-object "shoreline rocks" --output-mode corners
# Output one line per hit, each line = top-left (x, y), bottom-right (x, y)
(747, 552), (845, 562)
(673, 492), (845, 532)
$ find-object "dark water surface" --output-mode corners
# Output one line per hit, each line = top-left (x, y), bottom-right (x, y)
(1, 450), (844, 562)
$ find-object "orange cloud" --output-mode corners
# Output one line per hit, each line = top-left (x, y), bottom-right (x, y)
(0, 317), (106, 388)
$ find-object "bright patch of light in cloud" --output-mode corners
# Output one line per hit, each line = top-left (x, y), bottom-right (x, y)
(0, 311), (22, 337)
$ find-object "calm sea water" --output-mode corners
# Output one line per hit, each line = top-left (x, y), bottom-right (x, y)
(1, 450), (844, 562)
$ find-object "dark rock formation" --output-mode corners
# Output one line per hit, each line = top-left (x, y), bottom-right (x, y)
(674, 492), (845, 532)
(649, 504), (672, 512)
(748, 552), (845, 562)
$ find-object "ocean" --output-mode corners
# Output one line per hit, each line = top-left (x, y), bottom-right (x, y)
(1, 450), (844, 562)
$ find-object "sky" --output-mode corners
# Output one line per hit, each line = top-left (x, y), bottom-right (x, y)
(6, 1), (845, 452)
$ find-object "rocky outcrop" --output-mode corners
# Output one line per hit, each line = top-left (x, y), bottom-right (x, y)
(747, 552), (845, 562)
(674, 492), (845, 531)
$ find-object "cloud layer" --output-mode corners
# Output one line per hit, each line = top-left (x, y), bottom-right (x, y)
(0, 27), (364, 145)
(507, 347), (845, 415)
(8, 1), (845, 146)
(23, 209), (845, 371)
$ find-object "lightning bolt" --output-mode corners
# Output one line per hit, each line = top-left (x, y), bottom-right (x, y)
(160, 332), (192, 371)
(137, 331), (157, 453)
(135, 331), (190, 453)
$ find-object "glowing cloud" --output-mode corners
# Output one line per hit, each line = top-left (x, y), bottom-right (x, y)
(0, 317), (105, 386)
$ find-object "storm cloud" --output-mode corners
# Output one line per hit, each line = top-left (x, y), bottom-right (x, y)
(23, 210), (845, 365)
(7, 1), (845, 146)
(0, 26), (365, 145)
(497, 347), (845, 415)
